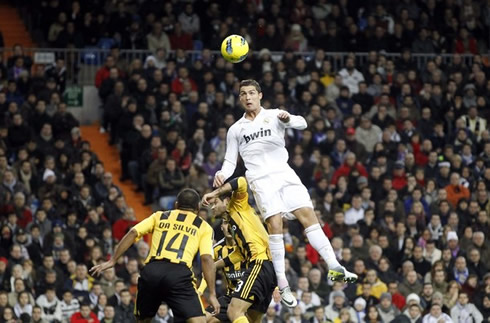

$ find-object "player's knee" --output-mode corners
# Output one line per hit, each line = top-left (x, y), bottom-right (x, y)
(227, 302), (241, 321)
(265, 214), (282, 234)
(207, 317), (220, 323)
(292, 207), (317, 227)
(187, 316), (206, 323)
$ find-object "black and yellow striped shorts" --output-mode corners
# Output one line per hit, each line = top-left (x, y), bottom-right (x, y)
(231, 259), (277, 314)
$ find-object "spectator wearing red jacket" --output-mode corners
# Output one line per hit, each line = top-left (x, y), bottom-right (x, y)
(412, 135), (431, 167)
(331, 152), (368, 186)
(387, 281), (406, 311)
(171, 67), (198, 95)
(6, 192), (32, 229)
(392, 161), (408, 191)
(171, 138), (192, 174)
(454, 28), (478, 55)
(444, 173), (470, 208)
(95, 56), (116, 88)
(169, 23), (193, 50)
(71, 303), (99, 323)
(112, 208), (138, 242)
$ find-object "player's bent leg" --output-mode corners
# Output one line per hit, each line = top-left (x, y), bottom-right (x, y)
(227, 298), (252, 323)
(265, 214), (297, 308)
(205, 311), (220, 323)
(207, 317), (221, 323)
(292, 207), (358, 283)
(246, 309), (264, 323)
(187, 316), (207, 323)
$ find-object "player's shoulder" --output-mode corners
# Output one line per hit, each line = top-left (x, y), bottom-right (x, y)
(264, 108), (281, 115)
(151, 210), (171, 219)
(227, 120), (244, 133)
(198, 216), (213, 231)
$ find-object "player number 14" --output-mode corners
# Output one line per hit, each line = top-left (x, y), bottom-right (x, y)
(156, 231), (189, 259)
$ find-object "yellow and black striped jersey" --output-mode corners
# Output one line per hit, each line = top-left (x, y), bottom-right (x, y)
(213, 238), (247, 295)
(133, 209), (214, 269)
(224, 177), (271, 266)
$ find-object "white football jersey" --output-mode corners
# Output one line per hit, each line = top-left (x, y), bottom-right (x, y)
(219, 108), (307, 182)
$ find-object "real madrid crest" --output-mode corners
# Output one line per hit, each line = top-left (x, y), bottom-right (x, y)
(264, 117), (270, 124)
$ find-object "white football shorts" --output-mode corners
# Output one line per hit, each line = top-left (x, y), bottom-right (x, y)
(248, 169), (314, 221)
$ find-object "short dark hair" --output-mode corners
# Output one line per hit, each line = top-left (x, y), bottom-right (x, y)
(176, 189), (200, 211)
(239, 79), (262, 93)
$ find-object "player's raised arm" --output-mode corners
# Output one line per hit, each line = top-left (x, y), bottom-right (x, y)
(277, 110), (307, 130)
(203, 177), (246, 206)
(214, 127), (239, 187)
(90, 228), (138, 276)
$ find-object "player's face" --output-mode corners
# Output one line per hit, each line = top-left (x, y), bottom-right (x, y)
(213, 197), (228, 216)
(221, 219), (233, 239)
(239, 85), (262, 112)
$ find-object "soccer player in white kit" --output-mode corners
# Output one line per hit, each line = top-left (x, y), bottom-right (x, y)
(214, 80), (358, 307)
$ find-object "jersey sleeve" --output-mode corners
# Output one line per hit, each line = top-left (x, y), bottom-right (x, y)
(283, 114), (307, 130)
(218, 126), (239, 181)
(275, 109), (307, 130)
(198, 223), (214, 257)
(133, 212), (158, 239)
(232, 176), (248, 201)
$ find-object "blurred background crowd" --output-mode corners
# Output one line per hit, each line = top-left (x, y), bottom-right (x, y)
(0, 0), (489, 322)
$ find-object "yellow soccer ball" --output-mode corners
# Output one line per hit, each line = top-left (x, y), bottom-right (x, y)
(221, 35), (249, 63)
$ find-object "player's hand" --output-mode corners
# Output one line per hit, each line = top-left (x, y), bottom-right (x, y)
(213, 173), (225, 187)
(89, 260), (115, 277)
(208, 294), (220, 315)
(202, 193), (216, 207)
(277, 111), (290, 123)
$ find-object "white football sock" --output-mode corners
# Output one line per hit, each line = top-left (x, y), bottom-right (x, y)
(305, 223), (341, 269)
(269, 234), (289, 289)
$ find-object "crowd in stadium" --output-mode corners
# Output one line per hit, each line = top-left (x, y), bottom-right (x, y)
(0, 0), (489, 322)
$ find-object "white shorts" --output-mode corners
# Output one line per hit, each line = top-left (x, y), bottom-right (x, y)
(248, 170), (313, 221)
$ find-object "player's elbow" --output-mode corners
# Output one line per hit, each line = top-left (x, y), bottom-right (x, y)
(127, 228), (139, 241)
(298, 118), (308, 129)
(201, 254), (215, 270)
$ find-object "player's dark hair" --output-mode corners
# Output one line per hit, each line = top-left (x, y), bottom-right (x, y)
(176, 188), (200, 211)
(239, 79), (262, 93)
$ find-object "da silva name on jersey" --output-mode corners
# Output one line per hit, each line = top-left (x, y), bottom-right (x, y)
(159, 222), (198, 236)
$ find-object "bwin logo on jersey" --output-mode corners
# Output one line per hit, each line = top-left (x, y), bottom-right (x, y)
(243, 128), (272, 143)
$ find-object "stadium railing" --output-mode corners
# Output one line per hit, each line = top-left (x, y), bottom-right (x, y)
(0, 47), (480, 86)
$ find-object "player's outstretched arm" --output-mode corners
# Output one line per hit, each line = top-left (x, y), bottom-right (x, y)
(203, 177), (246, 206)
(201, 254), (220, 315)
(202, 182), (233, 206)
(214, 127), (239, 187)
(277, 110), (307, 130)
(90, 228), (138, 276)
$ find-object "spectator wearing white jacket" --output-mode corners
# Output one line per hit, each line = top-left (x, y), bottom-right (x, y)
(178, 3), (200, 35)
(422, 304), (453, 323)
(60, 290), (79, 323)
(324, 291), (357, 322)
(36, 287), (62, 323)
(355, 117), (382, 153)
(146, 22), (171, 53)
(450, 293), (483, 323)
(338, 57), (365, 95)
